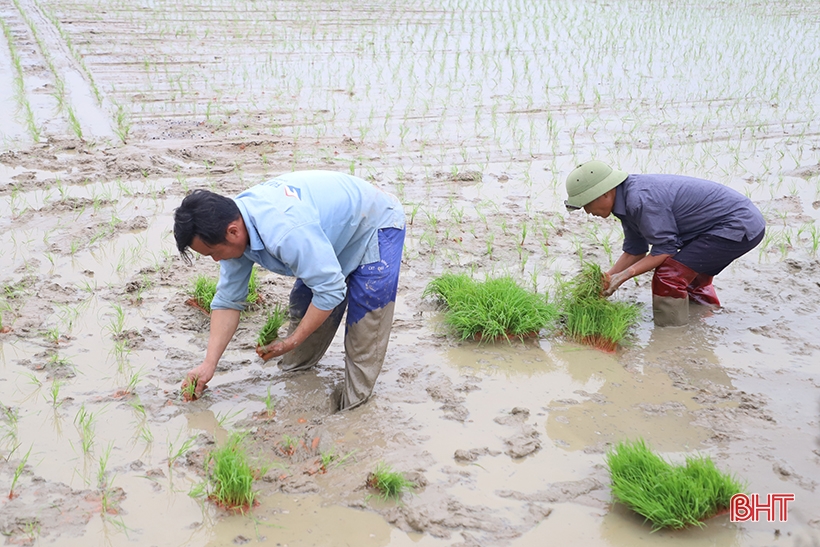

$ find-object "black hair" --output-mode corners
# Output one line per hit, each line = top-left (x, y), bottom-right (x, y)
(173, 189), (241, 265)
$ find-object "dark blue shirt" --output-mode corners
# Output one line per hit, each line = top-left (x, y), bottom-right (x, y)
(612, 174), (765, 256)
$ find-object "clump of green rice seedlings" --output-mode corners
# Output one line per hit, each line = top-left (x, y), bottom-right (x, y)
(257, 304), (287, 347)
(180, 376), (198, 401)
(606, 438), (745, 530)
(45, 380), (64, 407)
(203, 433), (264, 512)
(246, 267), (261, 305)
(188, 275), (217, 313)
(366, 461), (415, 501)
(74, 405), (95, 454)
(167, 432), (197, 469)
(559, 262), (640, 352)
(262, 386), (276, 418)
(424, 273), (557, 341)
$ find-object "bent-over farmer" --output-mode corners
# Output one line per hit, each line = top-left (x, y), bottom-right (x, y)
(564, 160), (765, 327)
(173, 170), (406, 410)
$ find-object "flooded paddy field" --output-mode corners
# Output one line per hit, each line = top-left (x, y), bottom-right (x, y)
(1, 0), (819, 545)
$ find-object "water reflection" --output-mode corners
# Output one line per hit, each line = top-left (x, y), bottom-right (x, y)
(544, 317), (733, 452)
(600, 503), (744, 547)
(443, 336), (557, 377)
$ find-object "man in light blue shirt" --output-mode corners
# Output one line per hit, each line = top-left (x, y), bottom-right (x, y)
(173, 170), (406, 410)
(565, 160), (765, 327)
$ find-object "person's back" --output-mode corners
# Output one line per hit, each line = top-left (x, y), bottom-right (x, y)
(617, 174), (764, 255)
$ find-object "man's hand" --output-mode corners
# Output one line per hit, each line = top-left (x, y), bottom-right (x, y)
(256, 337), (295, 362)
(181, 362), (216, 401)
(602, 269), (633, 297)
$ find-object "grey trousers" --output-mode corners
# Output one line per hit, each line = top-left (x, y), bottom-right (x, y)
(279, 292), (395, 410)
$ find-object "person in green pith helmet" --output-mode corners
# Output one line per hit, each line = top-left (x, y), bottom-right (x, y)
(564, 160), (766, 327)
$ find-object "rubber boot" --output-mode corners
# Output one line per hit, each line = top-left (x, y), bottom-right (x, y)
(687, 274), (720, 307)
(651, 258), (698, 327)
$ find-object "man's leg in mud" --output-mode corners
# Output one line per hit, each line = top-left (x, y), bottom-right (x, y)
(337, 227), (405, 411)
(279, 279), (347, 372)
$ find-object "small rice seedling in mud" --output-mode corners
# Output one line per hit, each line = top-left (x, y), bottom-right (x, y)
(262, 386), (276, 418)
(423, 273), (557, 342)
(606, 438), (745, 530)
(8, 445), (32, 499)
(279, 434), (300, 456)
(366, 461), (415, 502)
(559, 262), (641, 352)
(74, 405), (95, 454)
(167, 432), (197, 470)
(316, 448), (356, 474)
(256, 304), (287, 348)
(46, 380), (64, 407)
(202, 433), (265, 512)
(180, 376), (198, 401)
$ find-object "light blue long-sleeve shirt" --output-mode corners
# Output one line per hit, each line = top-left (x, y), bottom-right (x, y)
(211, 171), (405, 312)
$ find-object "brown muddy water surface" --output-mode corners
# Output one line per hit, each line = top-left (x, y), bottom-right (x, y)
(1, 0), (819, 545)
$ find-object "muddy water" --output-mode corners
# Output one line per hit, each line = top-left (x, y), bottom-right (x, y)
(2, 0), (820, 545)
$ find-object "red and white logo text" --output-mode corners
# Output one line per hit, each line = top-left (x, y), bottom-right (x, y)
(730, 493), (794, 522)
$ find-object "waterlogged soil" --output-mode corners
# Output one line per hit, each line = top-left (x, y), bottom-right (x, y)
(1, 0), (820, 546)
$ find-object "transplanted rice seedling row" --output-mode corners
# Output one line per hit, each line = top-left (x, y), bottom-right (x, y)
(606, 438), (745, 530)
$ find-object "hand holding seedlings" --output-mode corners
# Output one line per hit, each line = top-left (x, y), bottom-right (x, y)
(602, 268), (633, 296)
(256, 305), (287, 360)
(181, 361), (216, 401)
(256, 338), (291, 361)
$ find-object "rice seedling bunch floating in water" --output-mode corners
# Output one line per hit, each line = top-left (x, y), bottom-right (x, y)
(424, 273), (558, 341)
(560, 262), (640, 351)
(606, 438), (745, 530)
(257, 304), (287, 347)
(204, 432), (264, 512)
(366, 461), (415, 501)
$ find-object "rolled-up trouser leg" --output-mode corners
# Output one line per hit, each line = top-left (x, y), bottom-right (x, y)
(341, 301), (396, 410)
(652, 258), (698, 327)
(339, 227), (405, 410)
(279, 279), (347, 372)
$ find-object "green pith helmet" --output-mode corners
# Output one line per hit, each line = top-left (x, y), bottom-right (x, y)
(564, 160), (628, 209)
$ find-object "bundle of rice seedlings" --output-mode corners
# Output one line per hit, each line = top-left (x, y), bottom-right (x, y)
(188, 274), (217, 313)
(257, 304), (287, 347)
(606, 438), (745, 530)
(366, 461), (415, 501)
(204, 432), (265, 512)
(424, 273), (557, 341)
(560, 262), (640, 351)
